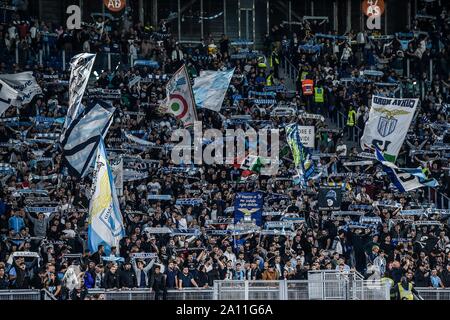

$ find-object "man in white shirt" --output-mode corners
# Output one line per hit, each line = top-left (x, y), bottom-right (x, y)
(174, 213), (187, 230)
(171, 45), (184, 61)
(223, 246), (236, 267)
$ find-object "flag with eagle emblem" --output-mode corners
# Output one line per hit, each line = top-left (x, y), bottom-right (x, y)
(234, 192), (264, 226)
(160, 65), (197, 127)
(360, 96), (418, 162)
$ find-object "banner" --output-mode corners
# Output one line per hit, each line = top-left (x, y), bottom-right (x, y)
(318, 187), (342, 211)
(0, 80), (18, 115)
(360, 96), (418, 162)
(130, 252), (157, 260)
(123, 169), (149, 182)
(265, 221), (294, 230)
(6, 251), (40, 265)
(62, 100), (115, 178)
(399, 209), (426, 216)
(175, 198), (204, 206)
(298, 125), (315, 148)
(147, 194), (173, 201)
(63, 53), (96, 132)
(343, 160), (373, 166)
(193, 68), (235, 112)
(160, 65), (197, 127)
(87, 88), (121, 99)
(25, 206), (59, 214)
(87, 138), (125, 255)
(298, 113), (325, 122)
(375, 149), (439, 192)
(286, 123), (316, 185)
(360, 216), (382, 224)
(0, 72), (42, 105)
(234, 192), (264, 226)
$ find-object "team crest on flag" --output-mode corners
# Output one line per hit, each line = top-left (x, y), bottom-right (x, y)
(88, 138), (125, 254)
(377, 116), (397, 137)
(161, 65), (197, 127)
(360, 97), (418, 162)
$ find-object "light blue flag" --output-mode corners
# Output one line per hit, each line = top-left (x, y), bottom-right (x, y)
(193, 68), (235, 112)
(88, 138), (125, 255)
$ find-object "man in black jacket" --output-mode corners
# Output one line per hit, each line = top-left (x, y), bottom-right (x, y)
(104, 263), (120, 289)
(149, 265), (167, 300)
(90, 245), (105, 265)
(120, 262), (136, 288)
(441, 263), (450, 288)
(413, 263), (430, 287)
(0, 267), (9, 289)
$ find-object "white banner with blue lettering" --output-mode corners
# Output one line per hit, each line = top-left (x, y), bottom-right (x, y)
(0, 72), (42, 106)
(360, 96), (418, 162)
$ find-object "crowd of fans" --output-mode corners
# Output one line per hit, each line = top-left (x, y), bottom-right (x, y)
(0, 1), (449, 300)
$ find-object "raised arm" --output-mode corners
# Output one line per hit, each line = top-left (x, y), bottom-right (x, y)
(143, 258), (155, 272)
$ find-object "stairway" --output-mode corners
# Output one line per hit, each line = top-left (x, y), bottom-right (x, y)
(278, 60), (359, 149)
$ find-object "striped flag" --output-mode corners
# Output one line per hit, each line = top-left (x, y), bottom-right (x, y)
(61, 100), (115, 178)
(375, 148), (438, 192)
(285, 123), (316, 185)
(88, 138), (125, 255)
(62, 53), (96, 134)
(0, 72), (42, 106)
(0, 80), (18, 115)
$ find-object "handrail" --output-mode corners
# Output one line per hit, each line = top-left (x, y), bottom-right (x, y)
(426, 187), (450, 209)
(41, 288), (57, 300)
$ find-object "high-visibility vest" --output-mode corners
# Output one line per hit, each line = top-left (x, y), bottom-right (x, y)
(398, 282), (414, 300)
(314, 87), (324, 103)
(266, 74), (273, 86)
(300, 71), (309, 81)
(301, 79), (314, 95)
(272, 51), (279, 65)
(347, 110), (356, 126)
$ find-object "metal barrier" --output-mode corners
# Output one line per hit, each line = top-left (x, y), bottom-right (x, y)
(0, 277), (390, 300)
(88, 288), (214, 300)
(416, 288), (450, 300)
(0, 290), (41, 300)
(214, 280), (284, 300)
(426, 187), (450, 209)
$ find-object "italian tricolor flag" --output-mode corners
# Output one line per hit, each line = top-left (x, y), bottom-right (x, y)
(161, 65), (197, 127)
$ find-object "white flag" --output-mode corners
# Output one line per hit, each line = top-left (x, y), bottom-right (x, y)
(0, 72), (42, 106)
(360, 96), (418, 162)
(161, 65), (197, 127)
(0, 80), (18, 115)
(63, 53), (96, 132)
